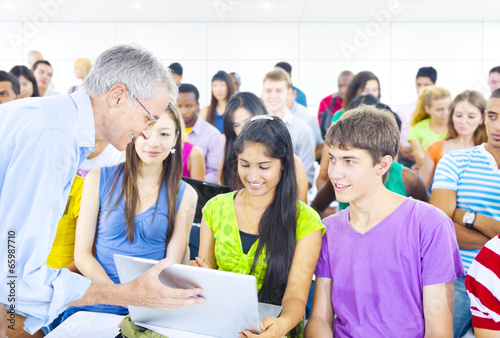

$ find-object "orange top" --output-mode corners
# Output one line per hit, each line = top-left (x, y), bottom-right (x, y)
(426, 140), (445, 166)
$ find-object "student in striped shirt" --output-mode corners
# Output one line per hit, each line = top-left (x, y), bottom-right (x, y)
(430, 88), (500, 338)
(465, 234), (500, 335)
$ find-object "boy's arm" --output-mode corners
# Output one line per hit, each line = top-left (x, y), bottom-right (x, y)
(401, 166), (429, 202)
(422, 282), (454, 337)
(310, 179), (335, 216)
(430, 189), (489, 249)
(304, 277), (334, 337)
(452, 208), (500, 239)
(473, 328), (500, 338)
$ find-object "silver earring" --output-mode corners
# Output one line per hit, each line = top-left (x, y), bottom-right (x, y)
(170, 148), (176, 154)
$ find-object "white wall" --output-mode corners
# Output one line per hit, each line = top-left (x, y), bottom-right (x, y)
(1, 20), (498, 113)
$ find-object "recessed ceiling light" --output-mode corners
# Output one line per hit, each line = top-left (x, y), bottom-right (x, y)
(0, 1), (15, 10)
(259, 1), (273, 10)
(129, 1), (141, 9)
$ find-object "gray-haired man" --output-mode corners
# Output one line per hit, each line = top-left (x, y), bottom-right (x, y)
(0, 45), (203, 338)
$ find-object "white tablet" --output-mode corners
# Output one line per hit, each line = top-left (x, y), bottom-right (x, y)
(114, 254), (282, 337)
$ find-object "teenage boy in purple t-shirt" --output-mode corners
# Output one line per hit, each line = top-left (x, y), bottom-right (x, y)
(304, 105), (464, 337)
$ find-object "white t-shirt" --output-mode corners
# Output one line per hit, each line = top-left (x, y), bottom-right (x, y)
(77, 143), (125, 177)
(43, 83), (61, 96)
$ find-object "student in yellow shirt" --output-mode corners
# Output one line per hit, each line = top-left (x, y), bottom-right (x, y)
(46, 175), (84, 272)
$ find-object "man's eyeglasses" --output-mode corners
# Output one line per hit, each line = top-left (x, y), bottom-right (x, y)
(132, 94), (158, 129)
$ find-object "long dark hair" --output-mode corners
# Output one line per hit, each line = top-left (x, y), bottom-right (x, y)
(233, 117), (298, 308)
(9, 65), (40, 97)
(107, 103), (183, 244)
(206, 70), (234, 126)
(343, 71), (380, 110)
(221, 92), (268, 188)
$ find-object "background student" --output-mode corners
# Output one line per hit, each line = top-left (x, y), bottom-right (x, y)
(408, 86), (451, 170)
(200, 70), (235, 133)
(420, 90), (487, 189)
(430, 89), (500, 337)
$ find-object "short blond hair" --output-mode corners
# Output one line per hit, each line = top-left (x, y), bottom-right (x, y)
(411, 86), (451, 126)
(263, 68), (292, 89)
(73, 58), (92, 72)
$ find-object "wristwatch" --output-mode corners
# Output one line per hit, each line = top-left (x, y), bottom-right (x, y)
(463, 211), (477, 229)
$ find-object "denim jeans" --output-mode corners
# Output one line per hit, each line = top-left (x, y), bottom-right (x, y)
(453, 276), (472, 338)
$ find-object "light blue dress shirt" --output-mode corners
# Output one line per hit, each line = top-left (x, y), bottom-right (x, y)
(282, 108), (315, 185)
(291, 101), (323, 146)
(0, 90), (95, 333)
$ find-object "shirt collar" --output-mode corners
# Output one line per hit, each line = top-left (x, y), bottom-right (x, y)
(479, 143), (500, 171)
(282, 107), (294, 124)
(190, 116), (202, 135)
(69, 89), (95, 149)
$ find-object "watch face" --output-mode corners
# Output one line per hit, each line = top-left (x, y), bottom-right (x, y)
(464, 212), (474, 224)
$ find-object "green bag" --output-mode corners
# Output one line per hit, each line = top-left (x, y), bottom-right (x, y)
(119, 314), (169, 338)
(119, 313), (304, 337)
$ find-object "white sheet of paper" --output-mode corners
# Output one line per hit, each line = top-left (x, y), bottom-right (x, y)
(45, 312), (123, 338)
(137, 322), (218, 337)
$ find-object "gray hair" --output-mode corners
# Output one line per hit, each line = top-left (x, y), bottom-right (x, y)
(82, 44), (177, 102)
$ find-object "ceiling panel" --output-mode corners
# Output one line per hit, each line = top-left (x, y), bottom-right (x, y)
(276, 0), (308, 21)
(0, 0), (498, 22)
(220, 0), (255, 22)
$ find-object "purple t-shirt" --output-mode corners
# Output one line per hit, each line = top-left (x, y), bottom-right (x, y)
(316, 198), (464, 337)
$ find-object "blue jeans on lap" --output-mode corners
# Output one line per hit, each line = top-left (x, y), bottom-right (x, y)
(453, 276), (472, 338)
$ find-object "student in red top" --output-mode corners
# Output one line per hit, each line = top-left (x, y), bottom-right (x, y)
(465, 234), (500, 335)
(317, 70), (353, 137)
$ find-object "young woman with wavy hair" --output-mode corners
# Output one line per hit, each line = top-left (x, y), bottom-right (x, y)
(408, 86), (452, 170)
(420, 90), (487, 189)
